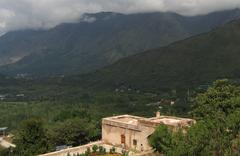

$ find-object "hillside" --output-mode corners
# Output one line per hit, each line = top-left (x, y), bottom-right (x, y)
(0, 30), (44, 66)
(68, 20), (240, 91)
(1, 9), (240, 76)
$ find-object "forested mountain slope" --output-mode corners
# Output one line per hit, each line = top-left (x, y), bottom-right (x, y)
(69, 20), (240, 91)
(1, 9), (240, 76)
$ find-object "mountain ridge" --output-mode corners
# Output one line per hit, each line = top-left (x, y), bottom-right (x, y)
(1, 9), (240, 76)
(66, 19), (240, 91)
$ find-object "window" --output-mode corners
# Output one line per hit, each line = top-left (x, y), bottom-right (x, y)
(121, 135), (125, 144)
(133, 139), (137, 146)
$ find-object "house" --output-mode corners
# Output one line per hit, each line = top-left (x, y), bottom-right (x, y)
(102, 112), (195, 152)
(0, 127), (8, 136)
(39, 112), (195, 156)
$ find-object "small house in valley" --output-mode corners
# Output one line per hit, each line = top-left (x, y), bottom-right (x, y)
(39, 112), (195, 156)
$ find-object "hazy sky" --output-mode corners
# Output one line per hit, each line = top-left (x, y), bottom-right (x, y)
(0, 0), (239, 34)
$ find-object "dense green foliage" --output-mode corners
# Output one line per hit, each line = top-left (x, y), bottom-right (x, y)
(14, 119), (50, 156)
(149, 80), (240, 156)
(148, 125), (173, 153)
(192, 79), (240, 120)
(0, 118), (99, 156)
(1, 10), (240, 76)
(0, 91), (167, 130)
(49, 118), (99, 147)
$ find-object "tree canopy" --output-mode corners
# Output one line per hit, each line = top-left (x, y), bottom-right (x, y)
(149, 79), (240, 156)
(14, 119), (50, 156)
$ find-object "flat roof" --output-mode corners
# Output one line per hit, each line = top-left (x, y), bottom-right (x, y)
(104, 115), (146, 126)
(112, 116), (139, 125)
(0, 127), (8, 131)
(104, 114), (195, 127)
(149, 117), (194, 126)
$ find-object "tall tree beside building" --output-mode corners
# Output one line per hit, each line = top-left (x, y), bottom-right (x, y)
(149, 79), (240, 156)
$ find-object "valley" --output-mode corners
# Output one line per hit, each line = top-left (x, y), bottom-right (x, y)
(0, 8), (239, 156)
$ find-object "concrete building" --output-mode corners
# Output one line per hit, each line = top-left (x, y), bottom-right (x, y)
(0, 127), (8, 136)
(102, 112), (195, 152)
(39, 112), (195, 156)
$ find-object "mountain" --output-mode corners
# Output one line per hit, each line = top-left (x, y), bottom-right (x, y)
(0, 30), (44, 66)
(68, 19), (240, 91)
(1, 9), (240, 76)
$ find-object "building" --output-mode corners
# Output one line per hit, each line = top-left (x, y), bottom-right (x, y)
(39, 112), (195, 156)
(102, 112), (195, 152)
(0, 127), (8, 136)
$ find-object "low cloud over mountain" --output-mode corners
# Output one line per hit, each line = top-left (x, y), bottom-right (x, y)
(0, 0), (240, 34)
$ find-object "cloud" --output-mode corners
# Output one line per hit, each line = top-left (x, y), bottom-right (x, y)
(0, 0), (239, 34)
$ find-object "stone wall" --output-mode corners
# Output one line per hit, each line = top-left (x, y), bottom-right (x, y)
(39, 141), (102, 156)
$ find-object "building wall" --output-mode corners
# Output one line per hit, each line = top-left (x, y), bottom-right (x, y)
(39, 141), (102, 156)
(102, 122), (155, 151)
(137, 124), (156, 151)
(38, 141), (133, 156)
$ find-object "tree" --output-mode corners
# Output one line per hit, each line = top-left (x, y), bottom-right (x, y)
(49, 118), (98, 147)
(14, 119), (49, 156)
(191, 79), (240, 120)
(190, 79), (240, 155)
(149, 124), (173, 154)
(92, 145), (98, 153)
(149, 79), (240, 156)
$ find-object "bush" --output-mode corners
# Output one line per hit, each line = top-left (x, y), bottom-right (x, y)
(110, 147), (116, 154)
(103, 148), (106, 154)
(92, 145), (99, 153)
(121, 150), (129, 156)
(149, 124), (173, 154)
(98, 146), (105, 153)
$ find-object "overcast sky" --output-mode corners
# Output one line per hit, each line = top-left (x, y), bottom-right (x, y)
(0, 0), (240, 34)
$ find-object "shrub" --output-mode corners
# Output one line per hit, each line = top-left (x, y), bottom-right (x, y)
(99, 146), (104, 153)
(103, 148), (106, 154)
(121, 150), (129, 156)
(85, 148), (91, 156)
(92, 145), (99, 153)
(110, 147), (116, 154)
